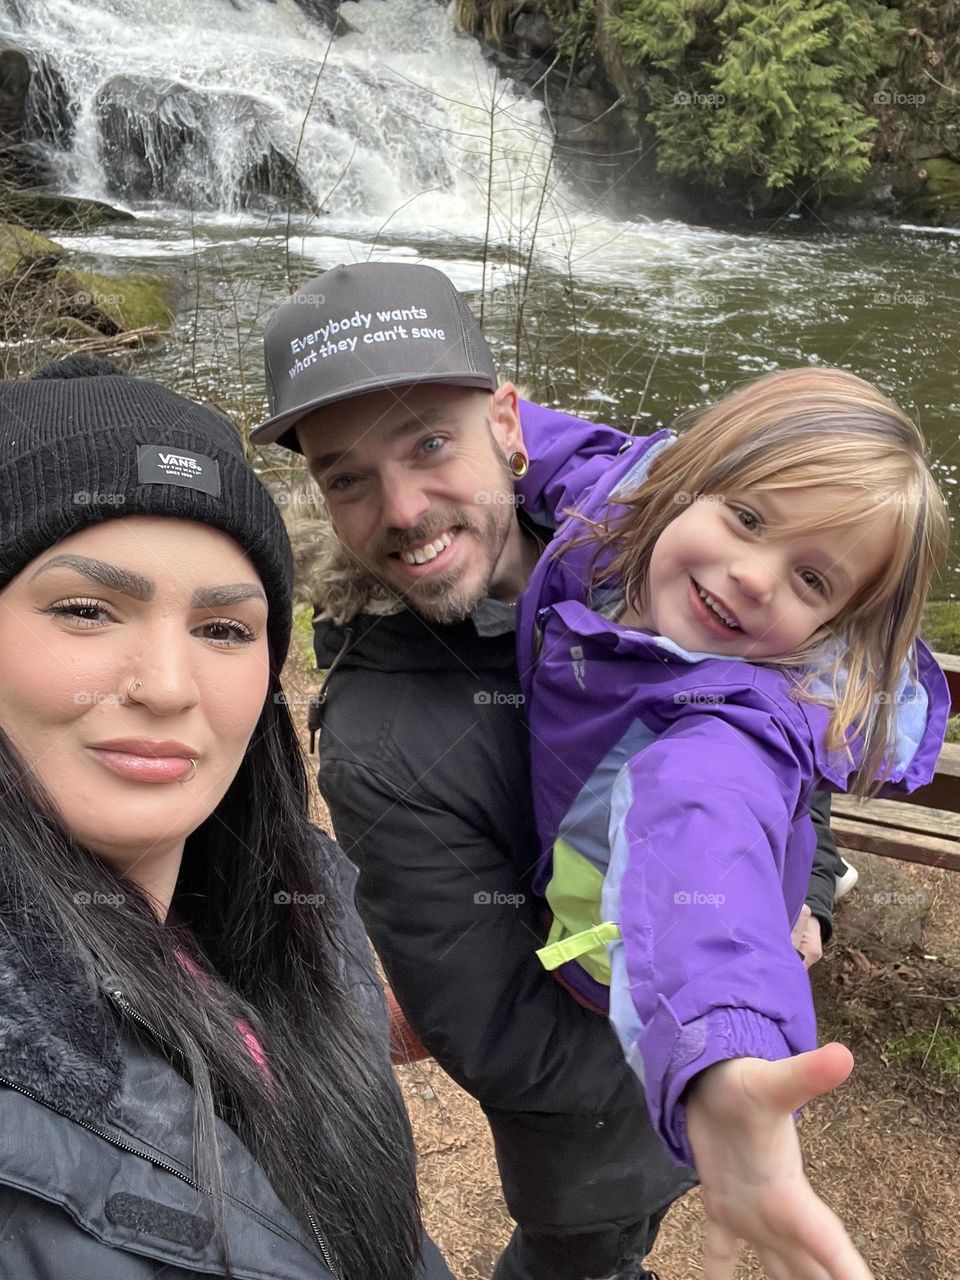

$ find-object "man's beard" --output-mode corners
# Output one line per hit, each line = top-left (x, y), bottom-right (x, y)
(375, 501), (513, 624)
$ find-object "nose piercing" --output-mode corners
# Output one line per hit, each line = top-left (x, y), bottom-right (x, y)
(127, 678), (143, 700)
(178, 759), (198, 785)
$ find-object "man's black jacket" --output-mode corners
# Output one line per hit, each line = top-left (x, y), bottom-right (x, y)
(312, 601), (840, 1117)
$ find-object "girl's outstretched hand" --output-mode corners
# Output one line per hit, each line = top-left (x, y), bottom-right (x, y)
(685, 1042), (874, 1280)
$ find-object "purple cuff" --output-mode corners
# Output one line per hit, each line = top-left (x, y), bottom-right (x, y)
(640, 1000), (797, 1165)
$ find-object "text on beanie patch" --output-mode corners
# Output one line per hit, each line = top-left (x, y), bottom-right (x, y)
(137, 444), (222, 497)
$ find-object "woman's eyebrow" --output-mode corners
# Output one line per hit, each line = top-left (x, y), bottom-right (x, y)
(191, 584), (268, 608)
(31, 554), (154, 600)
(30, 555), (267, 608)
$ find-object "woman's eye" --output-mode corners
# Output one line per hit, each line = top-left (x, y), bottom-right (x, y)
(198, 619), (258, 647)
(44, 599), (113, 628)
(327, 474), (357, 493)
(421, 435), (446, 455)
(735, 508), (760, 532)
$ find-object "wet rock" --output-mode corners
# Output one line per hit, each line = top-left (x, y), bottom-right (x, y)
(0, 46), (44, 185)
(95, 74), (310, 211)
(0, 184), (134, 230)
(514, 13), (557, 54)
(909, 157), (960, 226)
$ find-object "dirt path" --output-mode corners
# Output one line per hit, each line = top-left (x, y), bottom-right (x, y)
(285, 657), (960, 1280)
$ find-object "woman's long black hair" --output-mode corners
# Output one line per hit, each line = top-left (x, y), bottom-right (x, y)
(0, 668), (422, 1280)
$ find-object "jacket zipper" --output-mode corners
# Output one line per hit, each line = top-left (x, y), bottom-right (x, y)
(0, 1074), (204, 1189)
(105, 988), (342, 1279)
(307, 1210), (340, 1278)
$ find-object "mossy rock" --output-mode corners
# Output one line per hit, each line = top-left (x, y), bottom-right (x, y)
(906, 158), (960, 226)
(54, 266), (173, 333)
(0, 185), (134, 232)
(0, 221), (64, 277)
(39, 315), (103, 341)
(922, 600), (960, 656)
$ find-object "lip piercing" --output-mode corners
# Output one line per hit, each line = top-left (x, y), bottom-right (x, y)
(178, 759), (198, 785)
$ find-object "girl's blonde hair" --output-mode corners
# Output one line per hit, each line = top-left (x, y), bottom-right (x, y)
(572, 367), (950, 794)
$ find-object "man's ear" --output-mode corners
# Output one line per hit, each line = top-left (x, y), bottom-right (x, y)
(490, 381), (523, 455)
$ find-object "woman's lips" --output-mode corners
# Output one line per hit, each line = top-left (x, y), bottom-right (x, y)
(87, 748), (195, 783)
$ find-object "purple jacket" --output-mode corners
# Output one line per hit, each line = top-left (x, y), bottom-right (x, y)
(514, 401), (949, 1165)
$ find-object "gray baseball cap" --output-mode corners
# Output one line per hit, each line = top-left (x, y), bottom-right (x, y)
(251, 262), (499, 453)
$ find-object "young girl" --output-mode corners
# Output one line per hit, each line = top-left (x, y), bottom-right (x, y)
(515, 366), (950, 1279)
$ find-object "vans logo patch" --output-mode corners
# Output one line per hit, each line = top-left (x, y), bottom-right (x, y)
(137, 444), (221, 497)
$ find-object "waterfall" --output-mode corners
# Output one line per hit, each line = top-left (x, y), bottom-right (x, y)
(1, 0), (566, 247)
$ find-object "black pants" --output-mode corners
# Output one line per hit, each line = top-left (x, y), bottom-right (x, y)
(486, 1073), (696, 1280)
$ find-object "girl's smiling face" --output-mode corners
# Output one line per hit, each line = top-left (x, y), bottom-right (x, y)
(0, 516), (270, 902)
(626, 485), (898, 659)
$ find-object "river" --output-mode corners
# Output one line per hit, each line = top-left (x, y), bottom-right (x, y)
(6, 0), (960, 589)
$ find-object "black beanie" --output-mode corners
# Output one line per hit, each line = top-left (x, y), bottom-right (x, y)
(0, 357), (293, 666)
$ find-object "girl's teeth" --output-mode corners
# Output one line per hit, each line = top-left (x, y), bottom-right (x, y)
(401, 530), (454, 566)
(698, 586), (739, 629)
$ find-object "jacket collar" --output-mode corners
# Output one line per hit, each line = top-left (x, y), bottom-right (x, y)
(0, 906), (122, 1126)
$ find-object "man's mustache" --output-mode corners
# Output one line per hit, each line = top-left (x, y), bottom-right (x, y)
(378, 514), (476, 557)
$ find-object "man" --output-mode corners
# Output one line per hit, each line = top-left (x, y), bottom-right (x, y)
(251, 262), (844, 1280)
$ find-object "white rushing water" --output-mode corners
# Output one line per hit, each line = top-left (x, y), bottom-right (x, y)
(4, 0), (571, 245)
(1, 0), (817, 290)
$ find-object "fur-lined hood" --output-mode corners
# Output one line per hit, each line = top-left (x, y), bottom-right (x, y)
(284, 501), (403, 627)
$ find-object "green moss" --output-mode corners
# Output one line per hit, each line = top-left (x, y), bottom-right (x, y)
(54, 266), (173, 333)
(0, 222), (64, 277)
(922, 601), (960, 656)
(886, 1011), (960, 1087)
(292, 603), (319, 676)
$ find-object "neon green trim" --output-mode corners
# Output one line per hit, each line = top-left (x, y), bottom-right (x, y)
(539, 837), (619, 983)
(537, 921), (622, 971)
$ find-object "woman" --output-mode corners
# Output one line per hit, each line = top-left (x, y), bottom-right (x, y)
(0, 356), (450, 1280)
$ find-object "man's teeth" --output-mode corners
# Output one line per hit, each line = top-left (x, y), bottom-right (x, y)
(697, 586), (739, 629)
(400, 530), (455, 566)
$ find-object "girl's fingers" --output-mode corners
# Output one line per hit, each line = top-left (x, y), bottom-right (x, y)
(702, 1218), (742, 1280)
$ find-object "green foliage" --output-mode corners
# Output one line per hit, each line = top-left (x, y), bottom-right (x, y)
(922, 600), (960, 656)
(545, 0), (597, 62)
(605, 0), (901, 194)
(291, 603), (319, 676)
